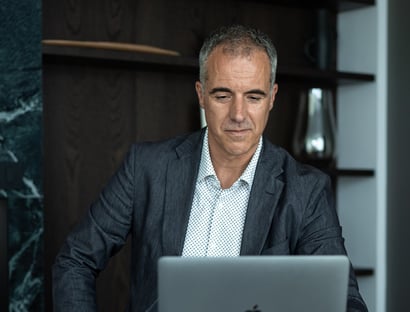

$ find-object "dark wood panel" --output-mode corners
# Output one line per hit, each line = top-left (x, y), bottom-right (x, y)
(134, 71), (199, 141)
(134, 0), (206, 57)
(42, 0), (137, 42)
(43, 59), (198, 311)
(43, 0), (324, 69)
(264, 83), (301, 151)
(43, 62), (138, 311)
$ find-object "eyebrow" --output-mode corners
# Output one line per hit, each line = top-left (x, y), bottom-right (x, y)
(209, 87), (267, 97)
(245, 89), (267, 96)
(209, 87), (232, 94)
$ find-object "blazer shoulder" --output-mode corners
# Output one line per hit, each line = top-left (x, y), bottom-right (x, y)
(262, 139), (330, 188)
(128, 130), (204, 163)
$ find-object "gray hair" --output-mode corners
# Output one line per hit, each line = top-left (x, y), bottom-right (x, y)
(198, 25), (278, 90)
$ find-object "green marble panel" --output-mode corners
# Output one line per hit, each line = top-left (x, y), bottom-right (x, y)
(0, 0), (44, 311)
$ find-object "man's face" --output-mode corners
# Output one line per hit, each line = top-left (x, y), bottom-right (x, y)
(196, 46), (278, 161)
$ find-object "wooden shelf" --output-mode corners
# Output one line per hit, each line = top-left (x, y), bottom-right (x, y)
(42, 43), (375, 86)
(293, 159), (375, 177)
(307, 165), (375, 178)
(277, 65), (374, 86)
(338, 0), (375, 11)
(42, 43), (198, 73)
(323, 168), (375, 178)
(250, 0), (375, 12)
(335, 169), (375, 177)
(354, 267), (374, 277)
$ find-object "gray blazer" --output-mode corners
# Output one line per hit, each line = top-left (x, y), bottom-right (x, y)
(52, 129), (367, 312)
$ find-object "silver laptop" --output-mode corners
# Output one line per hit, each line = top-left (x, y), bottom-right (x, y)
(158, 255), (349, 312)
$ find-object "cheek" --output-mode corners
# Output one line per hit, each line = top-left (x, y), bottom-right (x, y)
(250, 106), (270, 126)
(206, 102), (229, 119)
(212, 113), (229, 129)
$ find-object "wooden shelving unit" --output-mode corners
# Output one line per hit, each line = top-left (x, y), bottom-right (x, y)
(42, 41), (375, 179)
(42, 0), (378, 310)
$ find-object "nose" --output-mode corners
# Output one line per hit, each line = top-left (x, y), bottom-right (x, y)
(229, 96), (247, 123)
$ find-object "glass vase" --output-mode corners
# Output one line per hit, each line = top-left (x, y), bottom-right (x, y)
(292, 88), (337, 168)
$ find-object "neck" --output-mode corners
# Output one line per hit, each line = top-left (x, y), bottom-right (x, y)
(210, 144), (257, 189)
(214, 160), (248, 189)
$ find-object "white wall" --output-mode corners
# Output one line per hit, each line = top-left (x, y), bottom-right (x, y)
(337, 2), (388, 311)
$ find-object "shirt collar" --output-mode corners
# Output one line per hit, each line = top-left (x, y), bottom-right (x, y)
(198, 128), (263, 186)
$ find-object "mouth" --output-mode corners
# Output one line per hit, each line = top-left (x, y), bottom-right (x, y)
(225, 129), (251, 136)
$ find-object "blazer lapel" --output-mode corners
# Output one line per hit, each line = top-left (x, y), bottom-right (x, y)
(240, 141), (285, 255)
(162, 131), (203, 256)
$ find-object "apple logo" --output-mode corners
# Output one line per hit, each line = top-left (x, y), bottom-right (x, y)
(245, 304), (261, 312)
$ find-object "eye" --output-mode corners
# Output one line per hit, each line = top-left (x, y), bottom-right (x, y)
(247, 95), (263, 103)
(213, 93), (231, 103)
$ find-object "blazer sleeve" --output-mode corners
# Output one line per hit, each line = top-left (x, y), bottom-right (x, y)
(294, 173), (368, 312)
(52, 145), (137, 311)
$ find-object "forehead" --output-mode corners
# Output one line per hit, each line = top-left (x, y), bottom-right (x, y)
(205, 45), (271, 87)
(208, 44), (269, 65)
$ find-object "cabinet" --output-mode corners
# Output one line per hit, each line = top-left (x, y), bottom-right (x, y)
(42, 0), (380, 311)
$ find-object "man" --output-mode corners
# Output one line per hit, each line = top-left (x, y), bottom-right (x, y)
(53, 25), (368, 311)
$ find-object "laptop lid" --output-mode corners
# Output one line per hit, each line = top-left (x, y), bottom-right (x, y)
(158, 255), (349, 312)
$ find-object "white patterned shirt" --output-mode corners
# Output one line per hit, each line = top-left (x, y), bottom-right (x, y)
(182, 129), (262, 257)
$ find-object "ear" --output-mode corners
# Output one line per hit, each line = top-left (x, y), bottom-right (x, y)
(195, 81), (205, 108)
(269, 83), (279, 111)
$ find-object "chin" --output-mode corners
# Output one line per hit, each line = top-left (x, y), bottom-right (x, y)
(226, 145), (253, 157)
